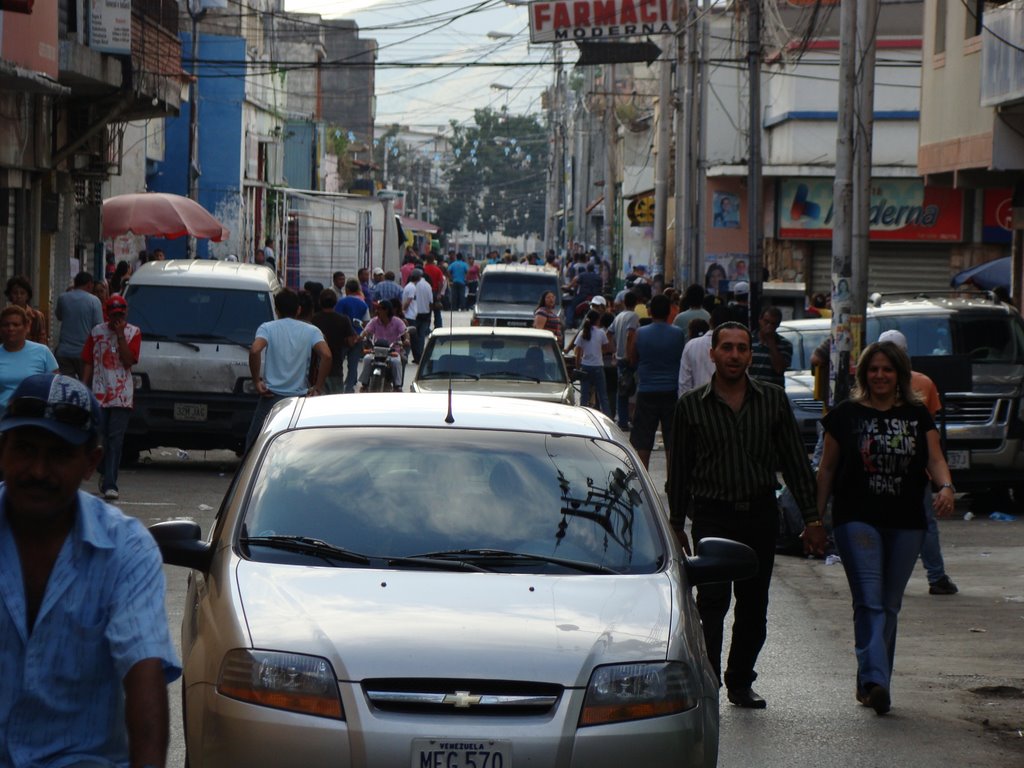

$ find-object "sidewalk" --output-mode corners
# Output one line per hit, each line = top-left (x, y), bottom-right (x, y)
(643, 444), (1024, 755)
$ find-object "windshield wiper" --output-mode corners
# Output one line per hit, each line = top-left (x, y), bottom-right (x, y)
(403, 548), (619, 574)
(385, 555), (490, 572)
(478, 371), (541, 382)
(143, 333), (201, 352)
(419, 371), (480, 380)
(178, 332), (250, 349)
(240, 535), (372, 565)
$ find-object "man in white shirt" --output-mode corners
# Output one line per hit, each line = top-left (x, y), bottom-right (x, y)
(402, 269), (434, 363)
(679, 306), (728, 395)
(610, 291), (640, 430)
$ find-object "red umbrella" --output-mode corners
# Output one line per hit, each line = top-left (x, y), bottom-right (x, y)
(102, 192), (229, 241)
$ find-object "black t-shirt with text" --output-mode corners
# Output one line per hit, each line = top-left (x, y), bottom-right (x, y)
(822, 400), (936, 530)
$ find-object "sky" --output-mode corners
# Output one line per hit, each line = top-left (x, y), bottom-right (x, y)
(284, 0), (565, 132)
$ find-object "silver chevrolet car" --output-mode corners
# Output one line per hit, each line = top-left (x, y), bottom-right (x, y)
(151, 394), (754, 768)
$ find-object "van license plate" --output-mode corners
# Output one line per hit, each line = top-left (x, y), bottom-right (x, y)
(174, 403), (208, 422)
(412, 739), (510, 768)
(946, 450), (969, 470)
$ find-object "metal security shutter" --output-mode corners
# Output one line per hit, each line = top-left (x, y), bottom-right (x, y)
(806, 243), (951, 296)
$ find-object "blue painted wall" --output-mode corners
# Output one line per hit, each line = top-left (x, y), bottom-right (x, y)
(148, 33), (245, 259)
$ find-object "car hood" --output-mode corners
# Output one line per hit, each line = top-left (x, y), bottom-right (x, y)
(412, 379), (572, 403)
(134, 339), (250, 393)
(473, 301), (538, 319)
(784, 371), (815, 395)
(236, 564), (673, 686)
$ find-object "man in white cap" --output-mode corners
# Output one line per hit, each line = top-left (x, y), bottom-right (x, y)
(877, 329), (958, 596)
(727, 280), (751, 326)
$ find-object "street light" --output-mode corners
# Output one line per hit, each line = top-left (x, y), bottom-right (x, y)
(486, 31), (517, 39)
(490, 83), (514, 90)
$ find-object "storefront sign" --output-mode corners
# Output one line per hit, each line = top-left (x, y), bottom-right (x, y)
(529, 0), (675, 43)
(626, 193), (654, 225)
(0, 0), (58, 77)
(777, 178), (963, 242)
(90, 0), (131, 55)
(982, 188), (1013, 244)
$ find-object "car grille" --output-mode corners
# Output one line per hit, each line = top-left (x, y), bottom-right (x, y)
(943, 396), (1006, 425)
(363, 678), (562, 716)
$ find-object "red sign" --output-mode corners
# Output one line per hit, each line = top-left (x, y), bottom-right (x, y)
(529, 0), (675, 43)
(777, 179), (964, 242)
(982, 188), (1013, 244)
(1, 0), (57, 77)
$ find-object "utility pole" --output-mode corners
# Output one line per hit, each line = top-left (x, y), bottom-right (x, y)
(683, 0), (699, 284)
(186, 0), (204, 259)
(652, 43), (672, 277)
(853, 0), (878, 326)
(746, 0), (763, 327)
(544, 44), (564, 255)
(604, 64), (616, 264)
(830, 0), (858, 406)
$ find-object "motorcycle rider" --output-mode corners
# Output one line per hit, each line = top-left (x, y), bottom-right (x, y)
(358, 301), (410, 392)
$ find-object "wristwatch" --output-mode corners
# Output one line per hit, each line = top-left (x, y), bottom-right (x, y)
(938, 482), (955, 492)
(805, 520), (824, 528)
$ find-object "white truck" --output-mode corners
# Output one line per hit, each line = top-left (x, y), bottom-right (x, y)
(122, 260), (281, 459)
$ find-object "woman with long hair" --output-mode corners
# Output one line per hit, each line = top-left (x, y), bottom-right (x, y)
(816, 340), (954, 716)
(571, 309), (612, 416)
(533, 290), (563, 345)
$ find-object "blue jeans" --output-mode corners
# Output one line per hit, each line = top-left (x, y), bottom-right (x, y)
(413, 313), (432, 362)
(451, 282), (467, 311)
(834, 522), (925, 692)
(246, 393), (288, 452)
(344, 344), (363, 393)
(616, 360), (634, 427)
(919, 489), (946, 583)
(99, 407), (130, 493)
(579, 364), (610, 416)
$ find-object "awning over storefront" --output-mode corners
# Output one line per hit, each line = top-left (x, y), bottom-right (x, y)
(399, 215), (440, 234)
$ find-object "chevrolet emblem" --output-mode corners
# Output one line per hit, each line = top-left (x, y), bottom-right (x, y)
(443, 690), (482, 708)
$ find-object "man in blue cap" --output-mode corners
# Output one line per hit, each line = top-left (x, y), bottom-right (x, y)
(0, 373), (180, 767)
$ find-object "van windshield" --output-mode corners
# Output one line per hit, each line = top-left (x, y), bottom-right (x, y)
(124, 285), (274, 347)
(479, 274), (559, 304)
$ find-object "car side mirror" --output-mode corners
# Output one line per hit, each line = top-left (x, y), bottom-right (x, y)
(684, 537), (758, 586)
(149, 520), (213, 572)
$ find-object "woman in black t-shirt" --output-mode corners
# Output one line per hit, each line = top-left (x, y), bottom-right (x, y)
(817, 340), (954, 716)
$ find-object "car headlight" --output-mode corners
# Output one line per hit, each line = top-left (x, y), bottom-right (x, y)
(241, 378), (258, 394)
(132, 373), (145, 390)
(579, 662), (699, 727)
(217, 649), (344, 720)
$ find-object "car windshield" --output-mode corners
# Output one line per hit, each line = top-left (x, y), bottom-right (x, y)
(420, 336), (567, 383)
(478, 274), (559, 304)
(240, 428), (664, 574)
(871, 311), (1024, 364)
(780, 325), (830, 371)
(124, 285), (274, 346)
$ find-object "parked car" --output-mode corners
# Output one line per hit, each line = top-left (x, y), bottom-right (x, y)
(471, 264), (561, 329)
(150, 393), (756, 768)
(778, 318), (830, 450)
(779, 294), (1024, 495)
(411, 327), (576, 404)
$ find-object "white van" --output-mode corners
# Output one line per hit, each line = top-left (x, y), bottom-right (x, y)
(123, 260), (281, 459)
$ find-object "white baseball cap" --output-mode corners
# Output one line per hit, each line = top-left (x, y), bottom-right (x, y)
(590, 295), (607, 306)
(878, 329), (908, 351)
(732, 281), (750, 295)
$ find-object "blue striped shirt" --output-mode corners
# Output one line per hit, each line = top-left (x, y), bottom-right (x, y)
(0, 489), (181, 767)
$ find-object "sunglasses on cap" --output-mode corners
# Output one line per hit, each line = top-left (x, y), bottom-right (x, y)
(6, 396), (94, 429)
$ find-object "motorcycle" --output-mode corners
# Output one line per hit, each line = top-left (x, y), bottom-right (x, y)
(363, 337), (406, 393)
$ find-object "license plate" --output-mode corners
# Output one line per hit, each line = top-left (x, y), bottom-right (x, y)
(946, 450), (970, 470)
(173, 403), (208, 422)
(412, 739), (510, 768)
(503, 321), (529, 328)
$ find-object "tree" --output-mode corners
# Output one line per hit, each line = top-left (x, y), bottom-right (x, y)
(442, 108), (548, 239)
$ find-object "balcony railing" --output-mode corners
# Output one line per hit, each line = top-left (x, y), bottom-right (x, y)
(980, 0), (1024, 108)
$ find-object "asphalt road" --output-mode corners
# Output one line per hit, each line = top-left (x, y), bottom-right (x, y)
(107, 437), (1024, 768)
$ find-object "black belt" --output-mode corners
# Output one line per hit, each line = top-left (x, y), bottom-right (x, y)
(692, 495), (775, 514)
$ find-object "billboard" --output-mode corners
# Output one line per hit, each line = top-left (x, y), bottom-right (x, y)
(529, 0), (675, 43)
(777, 178), (964, 242)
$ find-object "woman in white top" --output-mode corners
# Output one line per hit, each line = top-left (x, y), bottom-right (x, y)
(572, 309), (613, 416)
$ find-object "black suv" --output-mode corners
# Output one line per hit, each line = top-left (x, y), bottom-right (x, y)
(781, 294), (1024, 500)
(471, 264), (562, 330)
